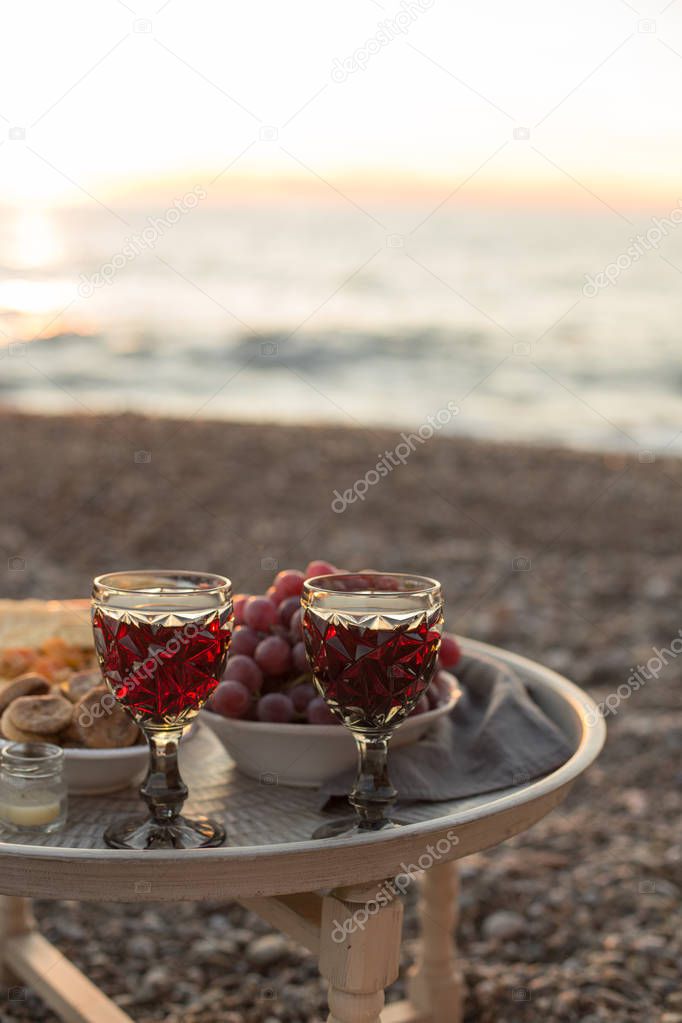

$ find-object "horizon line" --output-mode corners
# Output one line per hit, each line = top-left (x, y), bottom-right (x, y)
(2, 168), (681, 213)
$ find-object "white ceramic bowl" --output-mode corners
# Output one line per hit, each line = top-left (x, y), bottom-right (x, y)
(60, 743), (149, 795)
(0, 738), (147, 796)
(0, 725), (197, 795)
(201, 673), (460, 788)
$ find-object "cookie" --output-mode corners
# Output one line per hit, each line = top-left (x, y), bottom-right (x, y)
(8, 694), (74, 735)
(74, 686), (139, 749)
(58, 707), (83, 745)
(0, 673), (50, 714)
(62, 669), (100, 704)
(0, 705), (47, 743)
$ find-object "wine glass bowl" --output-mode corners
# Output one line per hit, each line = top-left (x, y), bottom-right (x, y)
(91, 570), (233, 850)
(302, 572), (443, 837)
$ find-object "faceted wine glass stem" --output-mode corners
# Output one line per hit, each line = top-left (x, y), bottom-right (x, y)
(140, 728), (188, 825)
(350, 735), (397, 829)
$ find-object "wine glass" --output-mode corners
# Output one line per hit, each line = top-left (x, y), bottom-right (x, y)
(302, 572), (443, 838)
(91, 570), (233, 850)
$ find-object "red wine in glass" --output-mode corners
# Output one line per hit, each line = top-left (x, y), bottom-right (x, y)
(302, 573), (444, 838)
(93, 611), (231, 727)
(91, 570), (233, 850)
(303, 604), (442, 733)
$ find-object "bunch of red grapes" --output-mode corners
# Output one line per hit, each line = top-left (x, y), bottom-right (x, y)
(209, 560), (461, 725)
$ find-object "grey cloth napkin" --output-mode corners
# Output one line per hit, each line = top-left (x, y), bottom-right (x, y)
(320, 651), (574, 806)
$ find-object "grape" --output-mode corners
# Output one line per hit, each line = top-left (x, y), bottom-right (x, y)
(410, 694), (430, 716)
(212, 680), (251, 719)
(270, 624), (290, 640)
(439, 633), (461, 669)
(374, 574), (401, 591)
(254, 635), (292, 676)
(290, 682), (316, 713)
(304, 560), (337, 579)
(223, 655), (263, 694)
(306, 697), (339, 725)
(347, 572), (400, 592)
(278, 595), (300, 628)
(291, 640), (308, 675)
(266, 585), (278, 602)
(273, 569), (305, 601)
(233, 594), (250, 625)
(244, 596), (278, 632)
(289, 607), (304, 642)
(257, 692), (295, 723)
(230, 626), (260, 657)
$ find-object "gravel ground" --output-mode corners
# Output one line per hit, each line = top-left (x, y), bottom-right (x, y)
(0, 411), (680, 1023)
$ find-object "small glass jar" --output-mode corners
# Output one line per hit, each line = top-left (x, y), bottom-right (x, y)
(0, 742), (67, 836)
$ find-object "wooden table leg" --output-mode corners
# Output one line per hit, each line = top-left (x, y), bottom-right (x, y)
(406, 861), (464, 1023)
(0, 897), (34, 985)
(320, 881), (404, 1023)
(0, 894), (133, 1023)
(245, 869), (464, 1023)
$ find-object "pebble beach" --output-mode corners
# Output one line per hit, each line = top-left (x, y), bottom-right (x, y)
(1, 410), (680, 1023)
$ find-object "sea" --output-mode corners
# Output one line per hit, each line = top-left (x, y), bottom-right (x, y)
(1, 199), (681, 455)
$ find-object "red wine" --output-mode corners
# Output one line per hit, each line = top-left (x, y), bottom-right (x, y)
(92, 607), (232, 728)
(302, 604), (443, 732)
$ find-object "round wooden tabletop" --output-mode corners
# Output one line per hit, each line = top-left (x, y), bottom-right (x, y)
(0, 637), (605, 902)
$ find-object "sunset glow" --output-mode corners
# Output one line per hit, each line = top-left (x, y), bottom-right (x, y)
(0, 0), (681, 208)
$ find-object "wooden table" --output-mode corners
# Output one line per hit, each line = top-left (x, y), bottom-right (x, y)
(0, 638), (605, 1023)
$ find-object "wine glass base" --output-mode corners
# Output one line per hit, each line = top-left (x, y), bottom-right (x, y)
(104, 814), (226, 850)
(313, 816), (407, 840)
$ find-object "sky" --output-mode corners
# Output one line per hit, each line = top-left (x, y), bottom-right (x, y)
(0, 0), (681, 208)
